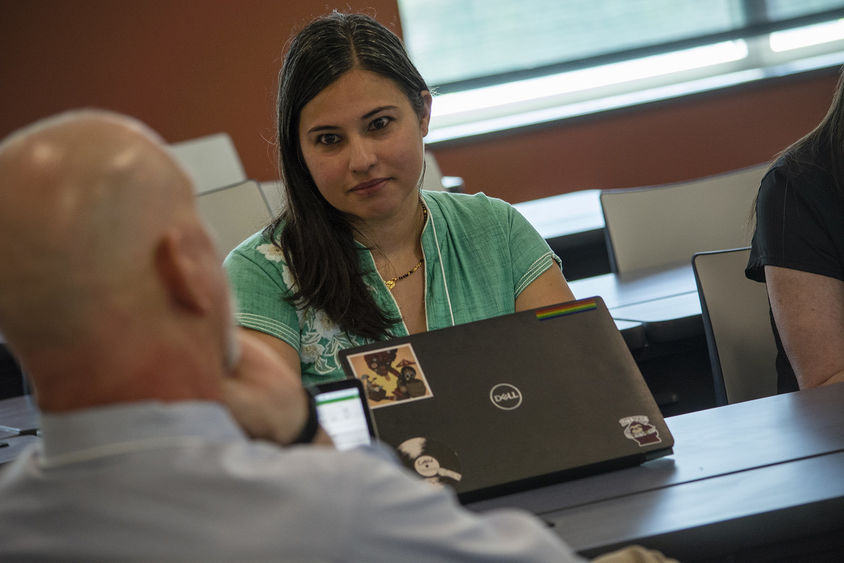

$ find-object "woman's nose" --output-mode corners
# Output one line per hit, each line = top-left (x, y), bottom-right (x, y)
(348, 135), (377, 174)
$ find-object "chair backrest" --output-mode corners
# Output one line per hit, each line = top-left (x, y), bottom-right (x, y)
(169, 133), (247, 194)
(259, 180), (286, 217)
(693, 247), (777, 405)
(601, 162), (769, 274)
(196, 180), (272, 259)
(422, 151), (464, 193)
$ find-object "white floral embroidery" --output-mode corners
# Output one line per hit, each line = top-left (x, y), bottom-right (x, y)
(258, 244), (302, 326)
(301, 318), (364, 376)
(294, 306), (369, 378)
(251, 240), (382, 380)
(281, 262), (297, 291)
(312, 310), (340, 340)
(257, 243), (285, 263)
(300, 339), (325, 366)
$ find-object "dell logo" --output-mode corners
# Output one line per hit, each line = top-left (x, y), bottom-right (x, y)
(490, 383), (522, 410)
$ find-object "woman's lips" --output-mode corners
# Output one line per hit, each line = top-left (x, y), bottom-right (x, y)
(349, 178), (388, 194)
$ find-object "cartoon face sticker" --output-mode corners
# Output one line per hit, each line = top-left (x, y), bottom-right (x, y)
(346, 344), (433, 408)
(365, 350), (398, 376)
(619, 415), (662, 446)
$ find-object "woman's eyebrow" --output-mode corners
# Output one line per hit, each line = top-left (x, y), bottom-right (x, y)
(306, 105), (400, 134)
(361, 105), (398, 119)
(306, 124), (338, 134)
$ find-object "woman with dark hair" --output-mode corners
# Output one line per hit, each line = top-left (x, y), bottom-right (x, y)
(224, 12), (575, 385)
(746, 69), (844, 391)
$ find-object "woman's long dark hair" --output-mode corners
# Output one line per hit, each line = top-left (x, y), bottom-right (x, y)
(777, 68), (844, 196)
(268, 12), (429, 340)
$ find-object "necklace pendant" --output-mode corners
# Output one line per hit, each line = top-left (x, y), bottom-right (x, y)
(385, 279), (396, 290)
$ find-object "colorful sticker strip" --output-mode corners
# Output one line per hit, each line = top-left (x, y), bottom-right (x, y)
(535, 298), (598, 321)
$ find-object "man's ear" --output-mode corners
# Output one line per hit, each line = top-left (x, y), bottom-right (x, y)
(155, 229), (212, 314)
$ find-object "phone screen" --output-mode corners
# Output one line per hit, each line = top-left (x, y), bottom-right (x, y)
(313, 379), (376, 451)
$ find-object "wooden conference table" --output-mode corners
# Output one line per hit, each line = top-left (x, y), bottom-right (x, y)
(515, 189), (704, 351)
(570, 263), (714, 414)
(569, 261), (701, 348)
(469, 382), (844, 561)
(513, 189), (610, 280)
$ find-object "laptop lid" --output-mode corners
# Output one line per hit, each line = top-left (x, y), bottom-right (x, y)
(339, 296), (673, 503)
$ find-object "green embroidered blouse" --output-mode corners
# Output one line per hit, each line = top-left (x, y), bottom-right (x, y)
(223, 190), (562, 385)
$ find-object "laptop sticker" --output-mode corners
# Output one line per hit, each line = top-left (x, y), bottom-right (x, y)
(534, 298), (598, 321)
(345, 343), (433, 408)
(619, 416), (663, 446)
(397, 437), (462, 488)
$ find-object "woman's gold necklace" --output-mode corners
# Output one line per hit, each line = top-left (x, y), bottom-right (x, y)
(384, 258), (423, 290)
(382, 205), (427, 291)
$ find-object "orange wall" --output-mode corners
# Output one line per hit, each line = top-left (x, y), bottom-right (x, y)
(1, 1), (838, 203)
(0, 0), (402, 181)
(431, 71), (839, 203)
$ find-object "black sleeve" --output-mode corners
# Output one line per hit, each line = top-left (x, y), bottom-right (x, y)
(746, 163), (844, 283)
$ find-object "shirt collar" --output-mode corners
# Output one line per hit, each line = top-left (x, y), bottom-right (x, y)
(38, 401), (246, 466)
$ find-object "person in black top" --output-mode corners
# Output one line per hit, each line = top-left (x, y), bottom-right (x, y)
(746, 69), (844, 391)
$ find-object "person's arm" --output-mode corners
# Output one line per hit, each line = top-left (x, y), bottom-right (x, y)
(241, 327), (303, 378)
(495, 197), (575, 311)
(321, 445), (677, 562)
(765, 265), (844, 388)
(342, 449), (585, 562)
(222, 330), (332, 446)
(515, 263), (576, 311)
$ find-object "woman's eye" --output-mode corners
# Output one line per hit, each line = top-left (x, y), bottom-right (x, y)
(369, 116), (392, 131)
(317, 134), (340, 146)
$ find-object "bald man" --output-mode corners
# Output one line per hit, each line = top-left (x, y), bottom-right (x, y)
(0, 111), (591, 561)
(0, 111), (312, 441)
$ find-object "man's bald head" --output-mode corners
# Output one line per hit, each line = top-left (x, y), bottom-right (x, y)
(0, 110), (210, 359)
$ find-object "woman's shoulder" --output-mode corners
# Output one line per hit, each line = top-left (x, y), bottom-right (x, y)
(760, 154), (837, 205)
(223, 227), (286, 268)
(422, 191), (524, 243)
(422, 190), (512, 218)
(223, 226), (300, 295)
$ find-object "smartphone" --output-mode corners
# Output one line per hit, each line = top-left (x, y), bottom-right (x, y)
(312, 378), (377, 451)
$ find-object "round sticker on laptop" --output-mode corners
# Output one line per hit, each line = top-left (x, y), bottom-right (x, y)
(489, 383), (522, 410)
(397, 437), (462, 487)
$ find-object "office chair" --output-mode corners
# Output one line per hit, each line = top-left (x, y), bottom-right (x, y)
(601, 163), (769, 274)
(693, 247), (777, 405)
(169, 133), (247, 194)
(423, 151), (464, 193)
(196, 180), (273, 259)
(259, 180), (285, 217)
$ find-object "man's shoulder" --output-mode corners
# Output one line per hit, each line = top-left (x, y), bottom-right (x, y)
(235, 441), (398, 476)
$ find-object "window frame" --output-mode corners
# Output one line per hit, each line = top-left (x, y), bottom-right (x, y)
(397, 3), (844, 144)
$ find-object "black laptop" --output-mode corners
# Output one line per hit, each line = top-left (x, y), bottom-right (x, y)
(338, 296), (673, 503)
